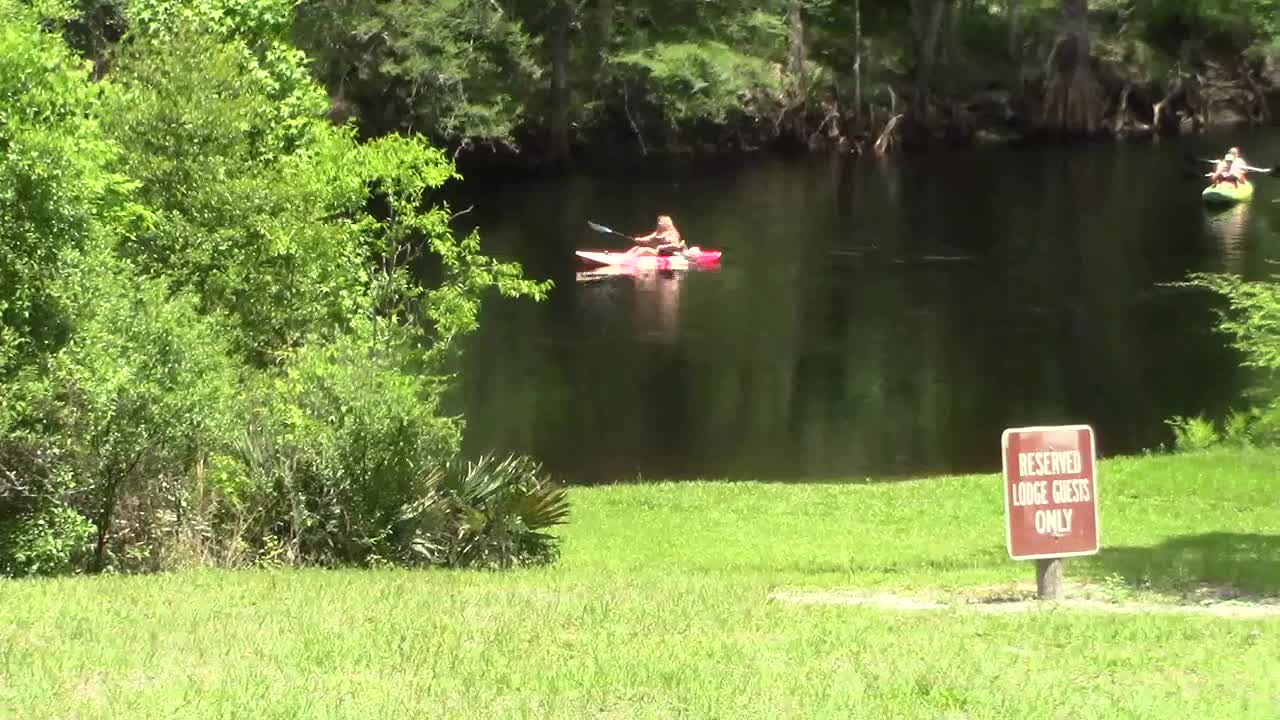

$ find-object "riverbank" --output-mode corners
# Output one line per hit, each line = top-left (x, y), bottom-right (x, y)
(449, 40), (1280, 178)
(4, 447), (1277, 717)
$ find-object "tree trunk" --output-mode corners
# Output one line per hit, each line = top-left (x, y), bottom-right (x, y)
(783, 0), (803, 137)
(854, 0), (862, 128)
(911, 0), (952, 118)
(940, 0), (961, 67)
(550, 0), (571, 164)
(1041, 0), (1103, 135)
(788, 1), (806, 81)
(592, 0), (612, 82)
(875, 114), (905, 154)
(1114, 83), (1130, 134)
(1006, 0), (1019, 62)
(93, 472), (121, 572)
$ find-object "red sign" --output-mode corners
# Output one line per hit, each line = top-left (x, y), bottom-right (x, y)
(1001, 425), (1100, 560)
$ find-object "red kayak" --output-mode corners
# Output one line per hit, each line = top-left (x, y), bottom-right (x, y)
(575, 248), (722, 269)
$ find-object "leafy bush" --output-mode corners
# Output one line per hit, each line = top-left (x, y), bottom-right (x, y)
(1165, 415), (1220, 451)
(52, 259), (241, 571)
(0, 505), (94, 577)
(614, 41), (784, 130)
(0, 437), (93, 576)
(1185, 273), (1280, 377)
(231, 326), (461, 566)
(1166, 271), (1280, 451)
(293, 0), (541, 145)
(0, 3), (133, 377)
(1220, 403), (1280, 448)
(397, 454), (570, 569)
(0, 0), (557, 576)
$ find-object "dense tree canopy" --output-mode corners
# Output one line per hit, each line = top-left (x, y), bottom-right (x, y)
(0, 0), (561, 576)
(283, 0), (1280, 156)
(28, 0), (1280, 158)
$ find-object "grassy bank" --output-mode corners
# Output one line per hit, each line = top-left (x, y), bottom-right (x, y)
(3, 449), (1279, 718)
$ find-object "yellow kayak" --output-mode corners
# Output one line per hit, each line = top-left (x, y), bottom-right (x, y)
(1202, 180), (1254, 205)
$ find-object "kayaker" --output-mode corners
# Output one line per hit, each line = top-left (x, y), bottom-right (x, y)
(1207, 149), (1241, 187)
(624, 215), (686, 257)
(1227, 147), (1249, 185)
(1207, 154), (1232, 186)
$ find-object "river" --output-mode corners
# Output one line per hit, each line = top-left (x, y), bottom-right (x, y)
(448, 130), (1280, 484)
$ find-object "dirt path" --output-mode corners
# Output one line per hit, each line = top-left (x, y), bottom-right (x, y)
(770, 586), (1280, 619)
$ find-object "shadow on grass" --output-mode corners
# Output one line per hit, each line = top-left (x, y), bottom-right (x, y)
(1082, 532), (1280, 597)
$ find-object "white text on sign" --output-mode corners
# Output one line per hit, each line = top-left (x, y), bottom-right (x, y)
(1017, 450), (1082, 477)
(1011, 450), (1092, 538)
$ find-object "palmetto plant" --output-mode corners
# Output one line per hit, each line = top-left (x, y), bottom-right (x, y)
(397, 454), (570, 569)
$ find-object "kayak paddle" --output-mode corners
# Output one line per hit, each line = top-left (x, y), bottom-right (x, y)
(587, 220), (634, 240)
(1194, 157), (1280, 177)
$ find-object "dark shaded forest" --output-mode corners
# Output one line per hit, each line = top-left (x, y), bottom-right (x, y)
(57, 0), (1280, 166)
(284, 0), (1280, 162)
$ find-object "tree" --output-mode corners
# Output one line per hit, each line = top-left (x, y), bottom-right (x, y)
(1, 0), (558, 574)
(910, 0), (954, 117)
(293, 0), (541, 149)
(1041, 0), (1103, 134)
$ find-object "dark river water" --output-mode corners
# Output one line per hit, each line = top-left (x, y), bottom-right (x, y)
(448, 130), (1280, 484)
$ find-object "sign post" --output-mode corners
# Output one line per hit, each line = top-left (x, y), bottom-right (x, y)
(1001, 425), (1100, 600)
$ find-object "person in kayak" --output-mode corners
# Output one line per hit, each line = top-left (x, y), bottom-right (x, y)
(1207, 147), (1248, 187)
(1207, 152), (1234, 186)
(1227, 147), (1250, 185)
(623, 214), (686, 257)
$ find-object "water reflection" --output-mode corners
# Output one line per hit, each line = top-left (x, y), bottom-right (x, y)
(1203, 202), (1250, 273)
(574, 268), (693, 344)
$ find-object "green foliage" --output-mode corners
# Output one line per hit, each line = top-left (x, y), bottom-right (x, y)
(294, 0), (540, 145)
(24, 0), (1280, 157)
(398, 454), (570, 569)
(0, 433), (92, 577)
(0, 0), (558, 575)
(614, 42), (783, 130)
(1221, 404), (1280, 447)
(0, 504), (94, 577)
(235, 378), (568, 568)
(35, 252), (241, 571)
(355, 132), (551, 363)
(234, 326), (460, 565)
(1165, 414), (1221, 451)
(98, 30), (360, 359)
(1130, 0), (1279, 49)
(0, 4), (134, 375)
(125, 0), (296, 41)
(1183, 272), (1280, 377)
(1166, 272), (1280, 451)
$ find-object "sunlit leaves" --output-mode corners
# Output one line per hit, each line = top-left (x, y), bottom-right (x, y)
(614, 41), (783, 129)
(1, 0), (556, 574)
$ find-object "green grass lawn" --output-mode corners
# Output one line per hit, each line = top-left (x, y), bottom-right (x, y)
(3, 449), (1279, 718)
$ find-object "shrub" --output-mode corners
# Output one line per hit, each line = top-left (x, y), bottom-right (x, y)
(230, 326), (462, 566)
(613, 41), (783, 131)
(396, 454), (570, 570)
(1165, 415), (1220, 452)
(1165, 272), (1280, 452)
(0, 0), (555, 577)
(0, 438), (93, 577)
